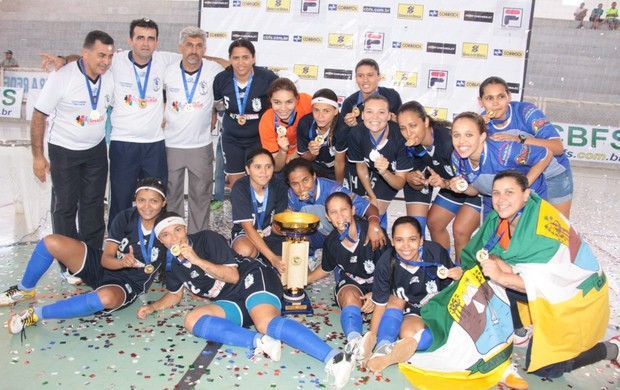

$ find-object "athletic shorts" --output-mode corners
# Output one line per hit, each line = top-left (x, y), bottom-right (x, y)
(333, 268), (373, 308)
(221, 136), (257, 175)
(404, 184), (433, 204)
(546, 166), (574, 204)
(433, 189), (482, 215)
(215, 263), (283, 327)
(72, 243), (159, 313)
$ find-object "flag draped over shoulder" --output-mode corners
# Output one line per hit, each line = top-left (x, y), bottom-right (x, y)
(465, 193), (609, 372)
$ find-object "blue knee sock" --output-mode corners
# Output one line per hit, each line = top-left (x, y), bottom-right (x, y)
(19, 240), (55, 291)
(341, 305), (363, 341)
(267, 316), (334, 363)
(413, 216), (427, 239)
(192, 315), (259, 349)
(415, 328), (433, 351)
(376, 308), (403, 348)
(40, 292), (104, 320)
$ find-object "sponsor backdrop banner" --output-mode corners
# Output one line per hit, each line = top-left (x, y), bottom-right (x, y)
(200, 0), (533, 120)
(556, 123), (620, 164)
(0, 87), (24, 119)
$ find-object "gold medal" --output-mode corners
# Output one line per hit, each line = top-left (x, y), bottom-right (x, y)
(298, 191), (309, 201)
(476, 249), (489, 262)
(276, 125), (287, 136)
(237, 115), (247, 125)
(184, 103), (194, 112)
(90, 110), (101, 120)
(352, 106), (360, 117)
(257, 229), (264, 238)
(455, 178), (468, 192)
(315, 135), (324, 146)
(437, 265), (449, 279)
(170, 244), (181, 257)
(139, 99), (147, 109)
(144, 264), (155, 274)
(487, 110), (495, 118)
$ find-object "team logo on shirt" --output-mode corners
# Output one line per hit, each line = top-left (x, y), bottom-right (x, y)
(409, 276), (420, 284)
(153, 77), (161, 92)
(350, 255), (358, 263)
(515, 145), (531, 165)
(532, 119), (548, 131)
(124, 94), (134, 106)
(364, 260), (375, 274)
(151, 247), (159, 262)
(171, 101), (181, 112)
(426, 279), (439, 294)
(190, 270), (200, 279)
(244, 273), (255, 289)
(252, 97), (262, 111)
(75, 115), (86, 127)
(199, 81), (208, 95)
(397, 4), (423, 19)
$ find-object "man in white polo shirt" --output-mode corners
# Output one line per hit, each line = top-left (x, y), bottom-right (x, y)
(162, 27), (224, 233)
(31, 30), (114, 252)
(107, 18), (181, 226)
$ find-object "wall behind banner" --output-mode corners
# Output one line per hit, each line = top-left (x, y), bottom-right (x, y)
(200, 0), (534, 121)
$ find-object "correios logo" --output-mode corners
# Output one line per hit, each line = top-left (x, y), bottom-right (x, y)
(293, 35), (323, 43)
(206, 32), (227, 39)
(392, 41), (423, 50)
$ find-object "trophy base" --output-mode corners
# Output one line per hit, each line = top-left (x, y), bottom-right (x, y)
(281, 290), (314, 316)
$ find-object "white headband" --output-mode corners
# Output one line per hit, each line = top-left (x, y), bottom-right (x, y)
(135, 186), (166, 199)
(311, 97), (339, 109)
(154, 216), (186, 237)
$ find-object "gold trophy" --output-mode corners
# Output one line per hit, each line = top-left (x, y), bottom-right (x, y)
(273, 212), (320, 315)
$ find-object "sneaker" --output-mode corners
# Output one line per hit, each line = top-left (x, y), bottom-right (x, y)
(347, 331), (376, 362)
(608, 335), (620, 364)
(0, 285), (36, 306)
(254, 334), (281, 362)
(500, 363), (529, 390)
(366, 338), (417, 373)
(210, 199), (224, 210)
(61, 270), (82, 285)
(513, 326), (532, 347)
(325, 352), (354, 390)
(8, 307), (39, 334)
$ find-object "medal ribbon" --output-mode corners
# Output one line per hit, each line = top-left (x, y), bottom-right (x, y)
(368, 126), (387, 152)
(482, 210), (523, 253)
(137, 217), (155, 267)
(458, 143), (487, 184)
(181, 62), (203, 105)
(250, 184), (269, 230)
(395, 251), (444, 280)
(338, 221), (360, 243)
(275, 111), (297, 133)
(309, 120), (330, 148)
(355, 89), (379, 110)
(79, 59), (101, 112)
(233, 72), (253, 116)
(129, 52), (152, 102)
(165, 238), (192, 272)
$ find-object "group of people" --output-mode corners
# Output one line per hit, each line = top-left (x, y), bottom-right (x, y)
(0, 17), (617, 390)
(575, 1), (619, 29)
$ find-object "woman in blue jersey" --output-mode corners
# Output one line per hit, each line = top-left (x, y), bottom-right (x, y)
(363, 216), (461, 373)
(478, 76), (573, 217)
(213, 39), (278, 189)
(297, 88), (348, 183)
(448, 111), (552, 220)
(307, 192), (391, 362)
(348, 95), (412, 229)
(230, 148), (288, 273)
(3, 178), (167, 334)
(284, 158), (386, 252)
(397, 101), (482, 262)
(138, 212), (355, 390)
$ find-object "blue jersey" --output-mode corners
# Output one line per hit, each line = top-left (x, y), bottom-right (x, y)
(484, 101), (569, 176)
(296, 113), (348, 178)
(213, 66), (278, 141)
(106, 207), (166, 282)
(321, 219), (390, 284)
(452, 139), (549, 215)
(288, 177), (371, 238)
(164, 230), (241, 299)
(372, 242), (453, 316)
(341, 86), (402, 122)
(409, 124), (455, 179)
(231, 175), (289, 237)
(348, 121), (413, 175)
